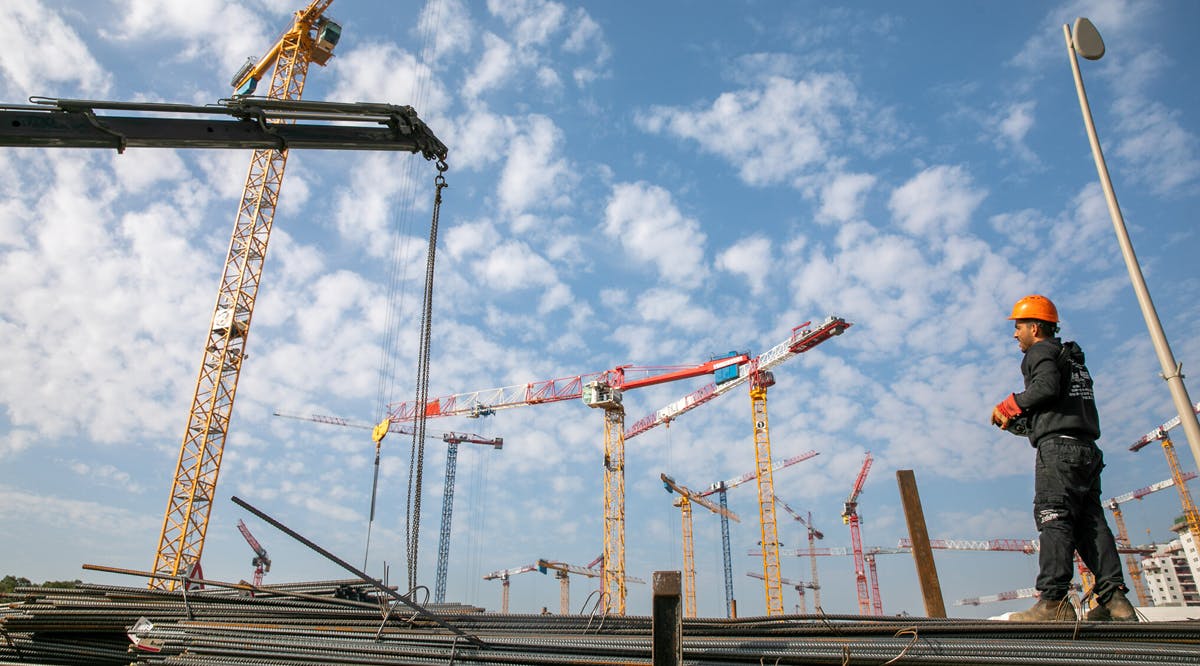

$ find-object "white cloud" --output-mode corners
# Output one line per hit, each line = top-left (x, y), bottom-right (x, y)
(636, 74), (883, 188)
(497, 115), (572, 218)
(446, 108), (513, 171)
(477, 239), (558, 292)
(633, 288), (716, 333)
(715, 236), (773, 295)
(463, 32), (516, 100)
(104, 0), (271, 81)
(0, 1), (111, 97)
(418, 0), (474, 64)
(888, 165), (987, 238)
(603, 182), (707, 286)
(1113, 97), (1200, 196)
(487, 0), (567, 49)
(328, 41), (451, 116)
(819, 172), (876, 223)
(991, 100), (1038, 164)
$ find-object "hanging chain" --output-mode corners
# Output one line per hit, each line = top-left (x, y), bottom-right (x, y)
(406, 159), (448, 594)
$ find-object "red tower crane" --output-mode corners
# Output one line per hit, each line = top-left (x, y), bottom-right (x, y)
(842, 453), (873, 615)
(765, 545), (905, 615)
(385, 354), (749, 614)
(236, 519), (271, 588)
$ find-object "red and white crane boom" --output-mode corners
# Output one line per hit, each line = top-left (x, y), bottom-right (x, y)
(236, 520), (271, 587)
(624, 317), (849, 439)
(385, 354), (747, 615)
(386, 356), (748, 422)
(842, 453), (873, 615)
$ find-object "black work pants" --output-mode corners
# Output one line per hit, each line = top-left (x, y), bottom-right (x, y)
(1032, 437), (1126, 602)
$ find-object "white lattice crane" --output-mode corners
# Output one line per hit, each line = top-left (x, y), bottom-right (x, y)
(766, 545), (905, 615)
(482, 564), (539, 614)
(746, 571), (817, 614)
(691, 451), (818, 618)
(775, 495), (824, 610)
(536, 559), (645, 615)
(660, 474), (741, 618)
(625, 316), (850, 615)
(1130, 402), (1200, 543)
(385, 355), (750, 614)
(1103, 473), (1197, 605)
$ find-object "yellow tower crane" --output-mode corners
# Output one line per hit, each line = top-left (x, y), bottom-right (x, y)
(1102, 473), (1197, 605)
(625, 317), (850, 617)
(536, 559), (645, 614)
(149, 0), (343, 588)
(1130, 402), (1200, 543)
(660, 473), (740, 617)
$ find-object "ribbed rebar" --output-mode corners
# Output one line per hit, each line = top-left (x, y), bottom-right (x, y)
(4, 582), (1199, 666)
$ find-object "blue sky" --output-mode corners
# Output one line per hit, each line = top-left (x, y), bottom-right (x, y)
(1, 0), (1198, 619)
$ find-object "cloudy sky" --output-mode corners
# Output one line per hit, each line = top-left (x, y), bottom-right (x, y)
(2, 0), (1199, 619)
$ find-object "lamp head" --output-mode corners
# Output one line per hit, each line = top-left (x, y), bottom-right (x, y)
(1073, 17), (1106, 60)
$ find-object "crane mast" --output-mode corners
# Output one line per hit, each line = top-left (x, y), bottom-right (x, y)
(272, 412), (500, 604)
(700, 451), (818, 618)
(150, 0), (340, 589)
(537, 559), (644, 615)
(625, 317), (849, 616)
(776, 496), (823, 610)
(482, 564), (539, 614)
(661, 474), (740, 618)
(1103, 472), (1197, 606)
(236, 519), (271, 587)
(383, 354), (748, 615)
(842, 452), (873, 615)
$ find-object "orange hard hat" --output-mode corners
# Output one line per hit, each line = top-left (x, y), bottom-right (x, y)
(1008, 294), (1059, 323)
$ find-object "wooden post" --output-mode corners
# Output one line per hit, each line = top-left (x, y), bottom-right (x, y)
(652, 571), (682, 666)
(896, 470), (946, 618)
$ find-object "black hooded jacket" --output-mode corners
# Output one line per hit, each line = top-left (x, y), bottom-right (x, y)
(1012, 337), (1102, 447)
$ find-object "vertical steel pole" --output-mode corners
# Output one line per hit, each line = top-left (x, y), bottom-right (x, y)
(1063, 20), (1200, 474)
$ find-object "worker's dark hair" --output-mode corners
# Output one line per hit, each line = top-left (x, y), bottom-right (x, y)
(1018, 318), (1060, 337)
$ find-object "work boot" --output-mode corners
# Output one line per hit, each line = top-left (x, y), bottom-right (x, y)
(1009, 597), (1077, 621)
(1085, 590), (1137, 622)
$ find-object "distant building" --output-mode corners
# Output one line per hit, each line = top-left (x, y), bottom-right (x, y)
(1140, 517), (1200, 607)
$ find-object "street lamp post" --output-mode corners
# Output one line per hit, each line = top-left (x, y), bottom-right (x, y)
(1063, 17), (1200, 473)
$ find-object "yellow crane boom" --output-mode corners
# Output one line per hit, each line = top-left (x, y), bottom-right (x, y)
(149, 0), (340, 589)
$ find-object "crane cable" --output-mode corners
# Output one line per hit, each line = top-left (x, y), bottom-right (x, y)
(362, 0), (443, 576)
(406, 164), (448, 594)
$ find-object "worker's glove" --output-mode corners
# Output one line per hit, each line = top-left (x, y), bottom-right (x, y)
(990, 394), (1022, 429)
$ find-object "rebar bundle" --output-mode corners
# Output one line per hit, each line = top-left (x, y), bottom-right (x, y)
(3, 582), (1199, 665)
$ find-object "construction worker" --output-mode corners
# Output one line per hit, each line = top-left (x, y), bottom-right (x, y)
(990, 295), (1135, 622)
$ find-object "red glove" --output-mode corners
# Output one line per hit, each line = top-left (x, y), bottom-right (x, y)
(990, 394), (1022, 429)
